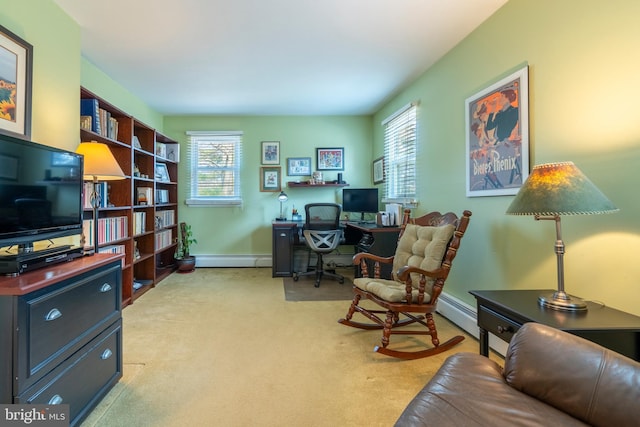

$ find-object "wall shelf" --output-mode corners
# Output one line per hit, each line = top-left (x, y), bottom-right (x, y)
(287, 182), (349, 188)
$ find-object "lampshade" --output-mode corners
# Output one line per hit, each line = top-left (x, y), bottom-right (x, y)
(506, 162), (618, 216)
(76, 141), (126, 181)
(278, 191), (288, 203)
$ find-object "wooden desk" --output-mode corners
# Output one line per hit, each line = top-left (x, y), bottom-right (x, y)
(470, 289), (640, 361)
(271, 221), (401, 277)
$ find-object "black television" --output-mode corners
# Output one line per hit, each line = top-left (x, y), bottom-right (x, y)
(342, 188), (379, 222)
(0, 134), (84, 252)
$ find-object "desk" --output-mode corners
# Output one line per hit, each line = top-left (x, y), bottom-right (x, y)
(470, 289), (640, 361)
(271, 221), (401, 277)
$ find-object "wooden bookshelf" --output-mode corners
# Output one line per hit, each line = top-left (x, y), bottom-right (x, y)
(80, 87), (179, 307)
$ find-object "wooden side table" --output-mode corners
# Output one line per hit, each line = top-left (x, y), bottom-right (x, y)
(470, 289), (640, 361)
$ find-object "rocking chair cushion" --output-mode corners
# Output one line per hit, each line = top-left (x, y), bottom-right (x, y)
(353, 223), (455, 303)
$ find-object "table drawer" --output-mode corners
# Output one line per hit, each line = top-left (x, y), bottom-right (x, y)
(16, 320), (122, 427)
(17, 263), (120, 390)
(477, 305), (522, 342)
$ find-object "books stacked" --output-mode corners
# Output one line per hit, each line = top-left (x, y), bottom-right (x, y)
(80, 98), (119, 141)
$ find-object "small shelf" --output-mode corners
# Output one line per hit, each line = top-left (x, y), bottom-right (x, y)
(287, 182), (349, 188)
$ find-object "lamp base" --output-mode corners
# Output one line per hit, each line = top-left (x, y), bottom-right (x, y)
(275, 217), (287, 221)
(538, 291), (587, 312)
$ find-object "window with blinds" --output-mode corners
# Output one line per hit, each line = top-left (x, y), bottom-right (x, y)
(186, 131), (243, 206)
(382, 102), (418, 204)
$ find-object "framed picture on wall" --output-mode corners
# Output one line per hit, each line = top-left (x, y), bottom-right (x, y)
(261, 141), (280, 165)
(260, 166), (281, 192)
(372, 156), (385, 184)
(287, 157), (312, 176)
(465, 65), (529, 197)
(0, 25), (33, 139)
(316, 147), (344, 171)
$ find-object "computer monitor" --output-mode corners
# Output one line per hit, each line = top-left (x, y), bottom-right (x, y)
(342, 188), (379, 222)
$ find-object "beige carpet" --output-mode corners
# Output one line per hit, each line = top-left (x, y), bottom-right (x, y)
(283, 268), (354, 301)
(81, 267), (502, 427)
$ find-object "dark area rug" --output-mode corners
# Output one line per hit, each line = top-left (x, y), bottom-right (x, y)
(283, 274), (354, 301)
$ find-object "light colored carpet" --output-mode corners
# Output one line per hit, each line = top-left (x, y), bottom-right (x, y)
(283, 268), (354, 301)
(81, 267), (502, 427)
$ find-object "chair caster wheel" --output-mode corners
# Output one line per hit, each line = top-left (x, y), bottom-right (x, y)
(293, 274), (299, 282)
(314, 283), (320, 288)
(339, 278), (344, 284)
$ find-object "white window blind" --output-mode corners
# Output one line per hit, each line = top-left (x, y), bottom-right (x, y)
(186, 131), (243, 206)
(382, 102), (418, 204)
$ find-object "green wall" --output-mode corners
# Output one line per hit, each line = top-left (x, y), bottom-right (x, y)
(374, 0), (640, 315)
(163, 115), (373, 255)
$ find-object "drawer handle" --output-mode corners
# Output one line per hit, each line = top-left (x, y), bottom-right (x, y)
(279, 233), (287, 237)
(101, 348), (113, 360)
(100, 283), (113, 293)
(45, 308), (62, 321)
(49, 394), (63, 405)
(497, 325), (514, 334)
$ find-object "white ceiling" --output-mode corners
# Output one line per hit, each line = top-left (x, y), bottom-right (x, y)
(53, 0), (507, 116)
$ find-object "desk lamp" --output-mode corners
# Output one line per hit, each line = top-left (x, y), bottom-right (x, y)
(506, 162), (618, 312)
(276, 191), (288, 221)
(76, 142), (126, 254)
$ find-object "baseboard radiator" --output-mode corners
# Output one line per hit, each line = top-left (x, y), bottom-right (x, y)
(194, 254), (508, 356)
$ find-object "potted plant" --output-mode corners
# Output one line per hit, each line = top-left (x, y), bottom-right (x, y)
(175, 222), (198, 273)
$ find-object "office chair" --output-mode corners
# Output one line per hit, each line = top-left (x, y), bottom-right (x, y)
(293, 203), (345, 287)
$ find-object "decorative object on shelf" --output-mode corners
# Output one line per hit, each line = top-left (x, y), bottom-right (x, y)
(166, 143), (180, 162)
(260, 166), (281, 192)
(76, 141), (126, 255)
(506, 161), (618, 312)
(261, 141), (280, 165)
(372, 156), (385, 185)
(316, 147), (344, 171)
(287, 157), (312, 176)
(276, 191), (288, 221)
(0, 24), (32, 139)
(311, 171), (323, 185)
(155, 163), (170, 182)
(466, 65), (529, 197)
(175, 222), (197, 273)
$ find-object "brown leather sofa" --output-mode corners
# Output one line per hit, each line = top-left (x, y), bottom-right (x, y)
(396, 322), (640, 426)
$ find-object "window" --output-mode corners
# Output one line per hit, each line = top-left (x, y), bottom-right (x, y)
(382, 102), (418, 205)
(186, 131), (243, 206)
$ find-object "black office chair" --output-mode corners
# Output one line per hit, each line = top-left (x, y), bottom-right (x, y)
(293, 203), (345, 287)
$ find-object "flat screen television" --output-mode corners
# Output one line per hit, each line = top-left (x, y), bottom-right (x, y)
(342, 188), (379, 222)
(0, 133), (84, 252)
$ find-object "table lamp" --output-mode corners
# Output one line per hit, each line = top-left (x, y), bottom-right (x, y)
(505, 161), (618, 311)
(276, 191), (288, 221)
(76, 142), (126, 254)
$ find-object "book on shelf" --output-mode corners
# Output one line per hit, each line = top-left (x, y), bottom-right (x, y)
(136, 187), (153, 205)
(133, 211), (146, 235)
(80, 98), (101, 134)
(80, 98), (119, 140)
(82, 216), (128, 248)
(155, 189), (169, 204)
(83, 182), (109, 209)
(155, 229), (173, 251)
(154, 210), (175, 229)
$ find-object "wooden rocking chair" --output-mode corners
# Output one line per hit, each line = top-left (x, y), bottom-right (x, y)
(338, 209), (472, 359)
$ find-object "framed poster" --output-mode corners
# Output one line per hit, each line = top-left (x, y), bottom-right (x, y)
(260, 166), (281, 192)
(0, 25), (33, 139)
(372, 156), (385, 184)
(261, 141), (280, 165)
(316, 147), (344, 171)
(287, 157), (311, 176)
(465, 65), (529, 197)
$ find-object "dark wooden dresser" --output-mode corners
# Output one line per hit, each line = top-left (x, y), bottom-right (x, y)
(0, 253), (123, 426)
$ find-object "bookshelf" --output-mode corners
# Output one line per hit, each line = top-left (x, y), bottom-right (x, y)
(80, 87), (179, 307)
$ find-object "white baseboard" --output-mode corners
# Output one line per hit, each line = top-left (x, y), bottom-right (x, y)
(195, 255), (272, 268)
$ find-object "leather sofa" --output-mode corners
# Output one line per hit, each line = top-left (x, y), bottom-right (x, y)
(396, 322), (640, 426)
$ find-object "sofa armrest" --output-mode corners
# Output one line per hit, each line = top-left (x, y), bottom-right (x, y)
(504, 322), (640, 427)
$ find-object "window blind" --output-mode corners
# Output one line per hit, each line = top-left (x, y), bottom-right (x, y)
(186, 131), (243, 206)
(383, 103), (417, 204)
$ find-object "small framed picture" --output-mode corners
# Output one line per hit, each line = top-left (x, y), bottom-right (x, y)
(155, 163), (170, 182)
(372, 156), (385, 184)
(316, 148), (344, 171)
(260, 166), (281, 192)
(261, 141), (280, 165)
(287, 157), (312, 176)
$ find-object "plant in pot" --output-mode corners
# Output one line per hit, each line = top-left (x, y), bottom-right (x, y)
(175, 222), (197, 273)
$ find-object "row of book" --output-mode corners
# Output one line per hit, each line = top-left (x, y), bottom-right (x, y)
(82, 216), (128, 248)
(83, 182), (110, 209)
(133, 212), (147, 235)
(98, 244), (126, 267)
(155, 229), (173, 251)
(155, 210), (175, 229)
(80, 98), (119, 140)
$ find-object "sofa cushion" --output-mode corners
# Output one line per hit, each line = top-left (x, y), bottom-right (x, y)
(395, 352), (587, 426)
(504, 323), (640, 427)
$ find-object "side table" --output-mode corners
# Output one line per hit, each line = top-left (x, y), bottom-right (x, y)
(470, 289), (640, 361)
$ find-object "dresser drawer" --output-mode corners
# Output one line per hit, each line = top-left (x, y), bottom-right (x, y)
(16, 320), (122, 427)
(16, 263), (121, 391)
(477, 305), (522, 342)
